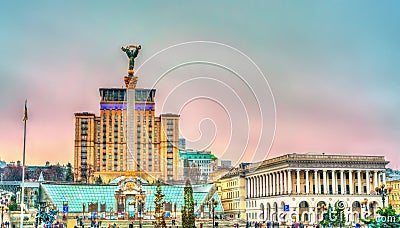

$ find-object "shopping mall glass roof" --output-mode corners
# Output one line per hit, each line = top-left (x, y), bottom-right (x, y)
(41, 183), (223, 213)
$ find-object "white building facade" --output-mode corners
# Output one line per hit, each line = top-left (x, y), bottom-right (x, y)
(245, 153), (388, 225)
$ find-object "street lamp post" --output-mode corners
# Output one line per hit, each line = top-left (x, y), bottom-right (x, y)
(108, 206), (113, 219)
(361, 198), (369, 218)
(138, 198), (144, 228)
(206, 198), (218, 228)
(375, 184), (392, 208)
(317, 204), (327, 222)
(1, 205), (8, 225)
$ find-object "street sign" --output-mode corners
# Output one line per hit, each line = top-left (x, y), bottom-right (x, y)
(63, 205), (68, 213)
(283, 204), (289, 212)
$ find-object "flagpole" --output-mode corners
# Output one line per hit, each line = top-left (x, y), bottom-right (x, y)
(20, 100), (28, 228)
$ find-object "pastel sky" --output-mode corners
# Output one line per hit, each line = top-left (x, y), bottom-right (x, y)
(0, 1), (399, 168)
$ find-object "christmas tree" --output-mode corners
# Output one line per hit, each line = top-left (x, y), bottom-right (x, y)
(182, 179), (196, 228)
(153, 183), (166, 228)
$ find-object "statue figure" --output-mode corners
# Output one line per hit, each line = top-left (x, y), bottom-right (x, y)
(121, 45), (141, 74)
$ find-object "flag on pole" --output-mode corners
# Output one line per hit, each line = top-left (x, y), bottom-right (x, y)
(23, 100), (28, 121)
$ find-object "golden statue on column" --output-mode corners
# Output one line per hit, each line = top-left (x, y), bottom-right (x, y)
(122, 45), (141, 88)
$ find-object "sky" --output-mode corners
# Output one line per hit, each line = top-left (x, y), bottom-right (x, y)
(0, 1), (399, 168)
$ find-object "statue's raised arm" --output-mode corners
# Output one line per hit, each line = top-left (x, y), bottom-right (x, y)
(122, 45), (142, 75)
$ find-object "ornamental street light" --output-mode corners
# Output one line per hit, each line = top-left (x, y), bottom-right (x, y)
(138, 198), (145, 228)
(206, 198), (218, 228)
(1, 204), (9, 225)
(360, 198), (369, 212)
(317, 204), (327, 223)
(375, 184), (392, 208)
(108, 206), (113, 220)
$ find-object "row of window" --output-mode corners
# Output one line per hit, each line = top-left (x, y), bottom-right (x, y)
(226, 191), (239, 199)
(227, 180), (238, 188)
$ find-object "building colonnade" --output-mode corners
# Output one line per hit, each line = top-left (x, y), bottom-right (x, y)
(245, 169), (386, 198)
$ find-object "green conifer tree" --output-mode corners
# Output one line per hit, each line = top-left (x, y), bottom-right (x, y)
(182, 179), (196, 228)
(153, 183), (167, 228)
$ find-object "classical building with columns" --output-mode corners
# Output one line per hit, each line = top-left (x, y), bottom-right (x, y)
(245, 153), (388, 225)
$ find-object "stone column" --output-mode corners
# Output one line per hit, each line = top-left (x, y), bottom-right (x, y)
(276, 172), (279, 195)
(265, 175), (268, 196)
(249, 177), (252, 198)
(283, 170), (287, 194)
(382, 171), (386, 184)
(357, 171), (361, 194)
(332, 170), (336, 194)
(126, 77), (137, 171)
(323, 170), (327, 194)
(349, 170), (353, 194)
(257, 176), (260, 197)
(296, 170), (301, 194)
(262, 175), (266, 197)
(374, 171), (378, 189)
(256, 176), (258, 197)
(280, 171), (284, 195)
(305, 170), (310, 194)
(314, 170), (319, 194)
(251, 177), (255, 197)
(246, 178), (249, 198)
(269, 173), (272, 196)
(288, 170), (292, 194)
(366, 171), (370, 194)
(272, 172), (276, 195)
(340, 170), (345, 194)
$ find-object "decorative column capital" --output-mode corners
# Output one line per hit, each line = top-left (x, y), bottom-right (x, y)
(124, 76), (139, 89)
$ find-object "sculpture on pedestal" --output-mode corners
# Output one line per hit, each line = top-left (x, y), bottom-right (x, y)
(121, 45), (141, 76)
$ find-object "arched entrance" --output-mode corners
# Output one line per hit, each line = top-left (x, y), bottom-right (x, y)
(266, 203), (271, 221)
(351, 201), (361, 223)
(299, 201), (310, 222)
(260, 203), (265, 220)
(316, 201), (326, 222)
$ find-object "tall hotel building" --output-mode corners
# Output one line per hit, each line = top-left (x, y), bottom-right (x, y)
(74, 88), (180, 183)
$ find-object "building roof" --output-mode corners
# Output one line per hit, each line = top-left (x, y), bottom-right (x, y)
(41, 183), (223, 213)
(245, 153), (389, 171)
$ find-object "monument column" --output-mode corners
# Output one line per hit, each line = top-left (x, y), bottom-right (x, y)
(122, 45), (141, 172)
